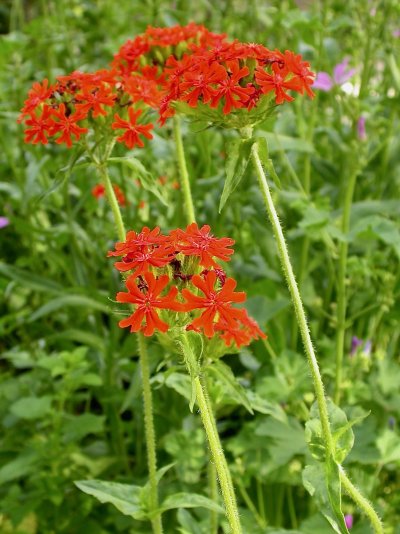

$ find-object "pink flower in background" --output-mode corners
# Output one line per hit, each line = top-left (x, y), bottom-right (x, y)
(0, 216), (10, 228)
(313, 57), (356, 91)
(357, 116), (367, 140)
(344, 514), (353, 529)
(393, 29), (400, 38)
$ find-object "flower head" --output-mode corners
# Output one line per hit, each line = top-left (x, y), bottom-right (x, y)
(111, 107), (154, 149)
(117, 272), (182, 336)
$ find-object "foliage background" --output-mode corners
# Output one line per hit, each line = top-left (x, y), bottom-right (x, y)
(0, 0), (399, 532)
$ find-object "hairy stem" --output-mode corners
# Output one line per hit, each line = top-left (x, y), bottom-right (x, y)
(334, 169), (358, 404)
(340, 468), (383, 534)
(195, 376), (242, 534)
(138, 333), (163, 534)
(98, 163), (126, 242)
(251, 143), (333, 453)
(172, 115), (196, 223)
(251, 142), (383, 534)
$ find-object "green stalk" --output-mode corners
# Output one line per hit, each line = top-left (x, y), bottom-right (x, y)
(172, 115), (196, 223)
(172, 120), (242, 528)
(98, 158), (162, 533)
(250, 142), (383, 534)
(208, 461), (219, 534)
(250, 143), (333, 453)
(334, 169), (358, 404)
(138, 333), (163, 534)
(194, 376), (242, 534)
(97, 163), (126, 242)
(340, 468), (383, 534)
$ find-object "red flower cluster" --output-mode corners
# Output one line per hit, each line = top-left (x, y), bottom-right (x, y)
(20, 23), (314, 146)
(160, 42), (315, 123)
(109, 224), (265, 346)
(19, 68), (154, 149)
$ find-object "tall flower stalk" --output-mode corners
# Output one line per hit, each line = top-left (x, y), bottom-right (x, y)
(249, 140), (383, 534)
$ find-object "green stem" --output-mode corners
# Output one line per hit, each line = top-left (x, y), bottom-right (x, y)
(251, 142), (383, 534)
(334, 169), (358, 404)
(138, 333), (163, 534)
(340, 468), (384, 534)
(208, 461), (219, 534)
(97, 163), (126, 242)
(236, 479), (267, 529)
(250, 143), (334, 455)
(172, 115), (196, 223)
(194, 376), (242, 534)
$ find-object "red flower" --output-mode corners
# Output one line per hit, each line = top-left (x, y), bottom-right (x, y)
(171, 223), (234, 268)
(182, 270), (246, 337)
(215, 318), (252, 348)
(117, 272), (182, 336)
(51, 103), (88, 147)
(92, 184), (105, 198)
(108, 227), (169, 258)
(19, 79), (54, 118)
(282, 50), (315, 98)
(113, 245), (173, 275)
(179, 62), (225, 107)
(23, 105), (55, 144)
(75, 86), (116, 117)
(255, 64), (300, 105)
(211, 60), (254, 114)
(112, 107), (154, 149)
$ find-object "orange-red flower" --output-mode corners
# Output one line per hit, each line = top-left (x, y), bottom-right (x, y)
(23, 105), (55, 144)
(170, 223), (234, 268)
(108, 227), (169, 258)
(182, 270), (246, 337)
(51, 103), (88, 147)
(117, 272), (182, 336)
(111, 107), (154, 149)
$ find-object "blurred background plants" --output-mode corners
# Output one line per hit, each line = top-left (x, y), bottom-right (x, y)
(1, 0), (399, 532)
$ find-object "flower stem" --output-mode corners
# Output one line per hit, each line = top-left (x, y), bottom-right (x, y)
(250, 142), (333, 454)
(194, 375), (242, 534)
(334, 168), (358, 404)
(340, 468), (384, 534)
(138, 333), (163, 534)
(251, 142), (383, 534)
(97, 163), (126, 242)
(172, 115), (196, 224)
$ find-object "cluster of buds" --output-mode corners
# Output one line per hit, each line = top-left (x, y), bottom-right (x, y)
(20, 23), (315, 146)
(108, 224), (266, 348)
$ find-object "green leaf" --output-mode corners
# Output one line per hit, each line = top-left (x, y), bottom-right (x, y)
(74, 479), (146, 520)
(0, 451), (38, 485)
(29, 294), (109, 322)
(303, 461), (349, 534)
(257, 132), (314, 154)
(108, 156), (168, 206)
(160, 492), (224, 514)
(178, 331), (203, 412)
(62, 414), (105, 443)
(0, 262), (62, 294)
(306, 400), (360, 464)
(219, 138), (252, 211)
(206, 360), (253, 414)
(10, 396), (53, 420)
(45, 329), (106, 352)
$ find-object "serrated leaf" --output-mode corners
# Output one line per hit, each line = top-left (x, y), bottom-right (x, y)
(160, 492), (224, 514)
(108, 156), (168, 206)
(206, 360), (253, 414)
(74, 479), (146, 520)
(219, 138), (252, 211)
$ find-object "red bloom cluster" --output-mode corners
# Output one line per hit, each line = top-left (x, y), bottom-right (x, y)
(160, 42), (315, 123)
(109, 224), (265, 346)
(21, 23), (314, 146)
(19, 68), (154, 149)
